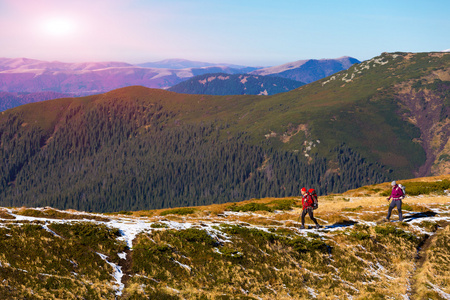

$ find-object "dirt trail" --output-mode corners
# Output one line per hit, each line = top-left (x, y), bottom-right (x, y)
(408, 222), (449, 300)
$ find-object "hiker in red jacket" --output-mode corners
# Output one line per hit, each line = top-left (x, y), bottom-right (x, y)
(386, 181), (405, 222)
(300, 187), (320, 229)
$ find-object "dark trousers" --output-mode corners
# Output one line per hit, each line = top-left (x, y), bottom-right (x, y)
(301, 207), (319, 226)
(387, 200), (403, 221)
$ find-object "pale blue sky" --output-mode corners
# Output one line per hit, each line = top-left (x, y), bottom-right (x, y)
(1, 0), (449, 66)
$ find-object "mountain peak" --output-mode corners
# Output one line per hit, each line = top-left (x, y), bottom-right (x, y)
(250, 56), (361, 83)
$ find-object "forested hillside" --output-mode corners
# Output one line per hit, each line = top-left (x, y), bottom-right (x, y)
(1, 52), (449, 212)
(0, 91), (70, 112)
(168, 73), (304, 95)
(0, 95), (387, 212)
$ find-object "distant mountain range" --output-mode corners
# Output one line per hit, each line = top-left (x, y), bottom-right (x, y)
(0, 56), (359, 110)
(168, 73), (305, 95)
(0, 57), (250, 96)
(136, 58), (256, 71)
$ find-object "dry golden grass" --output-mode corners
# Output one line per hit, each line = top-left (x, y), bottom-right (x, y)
(412, 224), (450, 300)
(2, 176), (448, 299)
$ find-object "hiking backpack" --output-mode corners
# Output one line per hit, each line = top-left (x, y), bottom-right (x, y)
(398, 184), (406, 198)
(308, 188), (319, 210)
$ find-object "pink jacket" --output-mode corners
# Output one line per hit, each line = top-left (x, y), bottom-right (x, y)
(388, 185), (404, 200)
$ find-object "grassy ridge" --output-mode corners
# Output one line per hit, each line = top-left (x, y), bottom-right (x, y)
(0, 176), (449, 298)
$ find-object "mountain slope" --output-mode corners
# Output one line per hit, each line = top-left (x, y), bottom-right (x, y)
(0, 176), (449, 299)
(167, 73), (305, 95)
(0, 52), (449, 212)
(250, 56), (360, 83)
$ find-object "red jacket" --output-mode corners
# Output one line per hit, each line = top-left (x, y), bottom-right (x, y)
(302, 193), (314, 210)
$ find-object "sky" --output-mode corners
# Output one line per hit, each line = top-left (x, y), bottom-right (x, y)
(0, 0), (449, 66)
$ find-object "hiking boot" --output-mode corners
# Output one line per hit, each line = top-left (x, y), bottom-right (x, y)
(315, 224), (321, 229)
(384, 218), (390, 222)
(300, 225), (305, 229)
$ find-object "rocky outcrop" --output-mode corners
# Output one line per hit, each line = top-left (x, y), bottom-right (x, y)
(395, 72), (450, 176)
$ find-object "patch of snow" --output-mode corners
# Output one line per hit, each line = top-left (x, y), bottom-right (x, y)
(172, 259), (191, 272)
(106, 218), (153, 249)
(322, 75), (336, 86)
(42, 224), (62, 238)
(165, 286), (180, 294)
(373, 57), (389, 66)
(306, 286), (318, 298)
(428, 282), (450, 299)
(97, 252), (124, 296)
(258, 89), (268, 95)
(342, 72), (355, 83)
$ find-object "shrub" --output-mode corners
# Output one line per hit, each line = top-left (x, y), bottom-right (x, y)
(0, 210), (15, 219)
(288, 236), (328, 254)
(350, 231), (371, 240)
(48, 222), (127, 259)
(175, 229), (218, 247)
(151, 222), (169, 228)
(219, 224), (277, 244)
(402, 203), (414, 211)
(216, 246), (243, 259)
(15, 208), (109, 221)
(403, 180), (450, 196)
(374, 225), (417, 243)
(160, 207), (197, 216)
(418, 221), (438, 232)
(269, 199), (298, 211)
(227, 202), (273, 212)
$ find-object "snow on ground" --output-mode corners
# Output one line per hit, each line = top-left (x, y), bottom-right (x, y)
(1, 200), (450, 297)
(97, 252), (124, 296)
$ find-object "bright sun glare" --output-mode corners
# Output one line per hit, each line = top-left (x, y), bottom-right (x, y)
(40, 17), (77, 38)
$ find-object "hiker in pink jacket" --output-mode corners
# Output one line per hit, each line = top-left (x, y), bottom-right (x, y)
(386, 181), (405, 222)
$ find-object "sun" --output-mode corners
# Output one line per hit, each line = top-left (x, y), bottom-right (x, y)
(40, 17), (78, 38)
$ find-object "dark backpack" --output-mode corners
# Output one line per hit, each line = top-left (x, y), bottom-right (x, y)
(308, 188), (318, 210)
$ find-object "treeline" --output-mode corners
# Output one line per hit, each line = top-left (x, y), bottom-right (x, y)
(0, 100), (390, 212)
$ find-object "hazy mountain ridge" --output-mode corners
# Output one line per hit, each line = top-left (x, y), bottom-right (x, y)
(136, 58), (256, 70)
(0, 56), (357, 110)
(168, 72), (305, 95)
(0, 176), (449, 299)
(0, 57), (256, 98)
